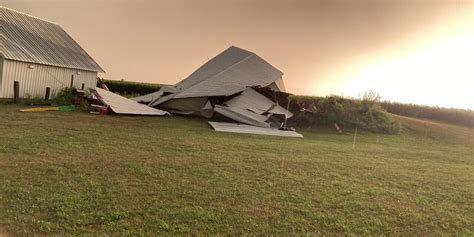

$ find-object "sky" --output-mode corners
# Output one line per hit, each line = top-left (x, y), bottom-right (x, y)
(2, 0), (473, 109)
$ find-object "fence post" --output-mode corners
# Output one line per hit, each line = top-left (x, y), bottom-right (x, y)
(13, 81), (19, 104)
(45, 87), (50, 100)
(70, 75), (74, 88)
(352, 127), (358, 149)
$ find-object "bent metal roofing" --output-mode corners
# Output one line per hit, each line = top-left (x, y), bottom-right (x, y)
(0, 6), (104, 72)
(93, 88), (169, 116)
(208, 121), (303, 138)
(173, 46), (283, 99)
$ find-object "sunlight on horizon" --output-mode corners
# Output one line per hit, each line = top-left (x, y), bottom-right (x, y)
(317, 13), (474, 110)
(341, 32), (473, 110)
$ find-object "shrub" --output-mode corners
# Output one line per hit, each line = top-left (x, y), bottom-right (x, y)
(53, 87), (75, 105)
(289, 94), (400, 134)
(102, 80), (161, 96)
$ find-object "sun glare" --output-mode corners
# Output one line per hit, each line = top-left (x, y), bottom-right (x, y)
(340, 32), (474, 109)
(319, 12), (474, 110)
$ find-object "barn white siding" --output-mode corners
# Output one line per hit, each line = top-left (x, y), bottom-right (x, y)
(0, 60), (97, 99)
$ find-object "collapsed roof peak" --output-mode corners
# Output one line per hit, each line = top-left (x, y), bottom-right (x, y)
(173, 46), (284, 98)
(227, 45), (255, 55)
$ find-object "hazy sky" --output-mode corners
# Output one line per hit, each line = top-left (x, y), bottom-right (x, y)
(3, 0), (473, 109)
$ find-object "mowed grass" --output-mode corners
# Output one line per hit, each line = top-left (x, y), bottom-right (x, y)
(0, 104), (473, 235)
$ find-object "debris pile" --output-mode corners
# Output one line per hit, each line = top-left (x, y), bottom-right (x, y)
(132, 46), (303, 137)
(16, 46), (301, 137)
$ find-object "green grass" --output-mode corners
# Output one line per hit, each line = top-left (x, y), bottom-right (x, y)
(0, 104), (472, 235)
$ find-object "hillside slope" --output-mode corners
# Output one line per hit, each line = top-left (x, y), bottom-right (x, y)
(394, 114), (473, 147)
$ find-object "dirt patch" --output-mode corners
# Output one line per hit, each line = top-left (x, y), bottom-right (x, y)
(0, 225), (9, 237)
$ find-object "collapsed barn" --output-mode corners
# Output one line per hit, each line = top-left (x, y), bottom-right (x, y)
(132, 46), (303, 137)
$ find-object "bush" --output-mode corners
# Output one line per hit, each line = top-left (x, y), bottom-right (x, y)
(289, 93), (400, 134)
(102, 80), (161, 96)
(53, 87), (75, 105)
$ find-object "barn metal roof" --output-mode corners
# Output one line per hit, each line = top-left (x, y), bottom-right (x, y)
(0, 6), (104, 72)
(93, 88), (169, 116)
(173, 46), (283, 99)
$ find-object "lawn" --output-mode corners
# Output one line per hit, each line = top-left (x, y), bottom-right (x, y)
(0, 104), (473, 235)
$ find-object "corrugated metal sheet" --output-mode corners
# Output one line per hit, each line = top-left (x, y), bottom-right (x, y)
(208, 121), (303, 138)
(175, 46), (254, 90)
(214, 104), (271, 128)
(158, 97), (208, 115)
(149, 93), (176, 107)
(93, 88), (169, 116)
(224, 87), (293, 118)
(173, 46), (283, 99)
(267, 104), (292, 117)
(131, 90), (165, 103)
(0, 59), (97, 98)
(0, 6), (104, 72)
(131, 85), (179, 103)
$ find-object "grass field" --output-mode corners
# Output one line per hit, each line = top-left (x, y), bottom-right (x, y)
(0, 104), (473, 235)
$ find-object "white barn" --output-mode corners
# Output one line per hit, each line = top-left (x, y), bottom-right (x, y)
(0, 6), (104, 99)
